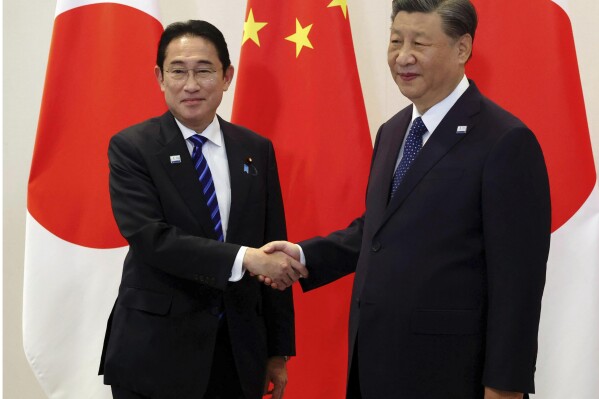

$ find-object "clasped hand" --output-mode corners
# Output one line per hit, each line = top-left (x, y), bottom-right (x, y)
(243, 241), (306, 291)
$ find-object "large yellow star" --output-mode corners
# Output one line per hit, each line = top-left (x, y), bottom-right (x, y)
(328, 0), (348, 19)
(285, 19), (314, 58)
(242, 9), (267, 46)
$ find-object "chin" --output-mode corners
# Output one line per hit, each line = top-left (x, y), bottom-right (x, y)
(398, 87), (418, 101)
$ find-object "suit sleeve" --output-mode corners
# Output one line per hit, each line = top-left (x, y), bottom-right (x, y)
(260, 141), (296, 356)
(298, 122), (383, 292)
(480, 127), (551, 393)
(108, 132), (240, 291)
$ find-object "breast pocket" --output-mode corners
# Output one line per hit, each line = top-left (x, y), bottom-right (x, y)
(119, 286), (172, 316)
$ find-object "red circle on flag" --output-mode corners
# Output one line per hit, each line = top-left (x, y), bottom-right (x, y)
(28, 4), (166, 248)
(468, 0), (596, 232)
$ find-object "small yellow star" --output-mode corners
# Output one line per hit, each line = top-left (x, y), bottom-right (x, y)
(328, 0), (348, 19)
(285, 19), (314, 58)
(242, 9), (268, 46)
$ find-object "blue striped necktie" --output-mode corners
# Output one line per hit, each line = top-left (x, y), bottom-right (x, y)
(188, 134), (224, 242)
(390, 117), (428, 198)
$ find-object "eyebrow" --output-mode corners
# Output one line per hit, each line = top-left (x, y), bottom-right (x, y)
(390, 28), (429, 38)
(168, 59), (215, 67)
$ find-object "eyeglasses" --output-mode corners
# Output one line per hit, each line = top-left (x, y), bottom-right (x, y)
(164, 67), (220, 83)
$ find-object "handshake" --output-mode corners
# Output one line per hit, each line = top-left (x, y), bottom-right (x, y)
(242, 241), (308, 291)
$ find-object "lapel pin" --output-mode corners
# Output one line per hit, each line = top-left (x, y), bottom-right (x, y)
(170, 155), (181, 164)
(456, 125), (468, 134)
(244, 157), (258, 176)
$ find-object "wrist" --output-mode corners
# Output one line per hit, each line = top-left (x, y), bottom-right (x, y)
(242, 248), (259, 270)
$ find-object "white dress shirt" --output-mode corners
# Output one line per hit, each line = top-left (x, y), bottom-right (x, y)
(175, 116), (246, 282)
(394, 75), (470, 170)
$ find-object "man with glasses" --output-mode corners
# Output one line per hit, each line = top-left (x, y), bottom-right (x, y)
(99, 20), (306, 399)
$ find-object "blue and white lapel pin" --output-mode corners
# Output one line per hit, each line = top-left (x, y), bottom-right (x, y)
(244, 157), (258, 176)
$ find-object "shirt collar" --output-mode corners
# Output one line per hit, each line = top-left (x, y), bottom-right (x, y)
(175, 115), (223, 147)
(411, 75), (470, 134)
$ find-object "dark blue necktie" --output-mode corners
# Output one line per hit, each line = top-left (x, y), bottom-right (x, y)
(188, 135), (224, 242)
(390, 117), (428, 198)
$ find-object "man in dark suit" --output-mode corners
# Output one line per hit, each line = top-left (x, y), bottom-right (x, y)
(99, 20), (306, 399)
(264, 1), (551, 398)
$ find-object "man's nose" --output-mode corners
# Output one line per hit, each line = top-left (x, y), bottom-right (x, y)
(183, 72), (201, 91)
(395, 46), (415, 65)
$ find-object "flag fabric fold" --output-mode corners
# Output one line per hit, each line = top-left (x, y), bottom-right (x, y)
(23, 1), (165, 397)
(233, 1), (372, 397)
(467, 0), (599, 397)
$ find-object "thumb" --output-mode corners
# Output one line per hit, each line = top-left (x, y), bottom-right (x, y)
(262, 241), (281, 254)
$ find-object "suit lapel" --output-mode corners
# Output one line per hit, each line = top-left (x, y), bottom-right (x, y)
(219, 117), (252, 242)
(367, 108), (412, 229)
(382, 84), (483, 222)
(155, 112), (216, 239)
(379, 108), (413, 204)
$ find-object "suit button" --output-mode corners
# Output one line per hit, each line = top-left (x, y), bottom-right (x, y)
(371, 241), (381, 252)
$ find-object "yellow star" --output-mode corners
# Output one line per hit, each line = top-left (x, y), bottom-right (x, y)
(285, 19), (314, 58)
(242, 9), (267, 46)
(327, 0), (348, 19)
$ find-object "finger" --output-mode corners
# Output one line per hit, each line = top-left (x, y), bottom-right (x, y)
(257, 275), (265, 282)
(270, 282), (280, 290)
(289, 259), (309, 278)
(272, 382), (285, 399)
(262, 242), (275, 254)
(286, 268), (301, 283)
(262, 241), (285, 254)
(264, 277), (273, 285)
(277, 243), (299, 260)
(274, 275), (292, 289)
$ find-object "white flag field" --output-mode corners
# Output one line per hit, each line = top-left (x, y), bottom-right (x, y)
(23, 1), (165, 398)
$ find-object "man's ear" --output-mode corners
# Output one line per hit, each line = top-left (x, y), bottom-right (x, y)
(457, 33), (473, 63)
(223, 65), (235, 91)
(154, 65), (165, 91)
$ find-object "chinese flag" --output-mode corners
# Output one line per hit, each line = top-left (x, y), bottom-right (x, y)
(468, 0), (599, 397)
(232, 1), (372, 398)
(23, 1), (165, 397)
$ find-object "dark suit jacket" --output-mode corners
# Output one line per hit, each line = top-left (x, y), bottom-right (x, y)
(300, 82), (550, 399)
(99, 112), (294, 399)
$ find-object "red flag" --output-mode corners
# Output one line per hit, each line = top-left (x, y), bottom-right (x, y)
(232, 1), (372, 397)
(468, 0), (599, 397)
(24, 1), (165, 397)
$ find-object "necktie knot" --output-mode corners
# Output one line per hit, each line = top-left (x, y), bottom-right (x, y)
(411, 117), (427, 138)
(188, 134), (208, 148)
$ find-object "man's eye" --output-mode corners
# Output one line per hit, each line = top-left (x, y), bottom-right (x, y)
(172, 69), (186, 75)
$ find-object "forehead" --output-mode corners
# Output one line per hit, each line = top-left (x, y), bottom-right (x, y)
(164, 35), (220, 65)
(391, 11), (445, 37)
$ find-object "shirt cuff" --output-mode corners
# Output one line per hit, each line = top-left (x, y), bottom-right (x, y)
(297, 244), (306, 265)
(230, 246), (248, 282)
